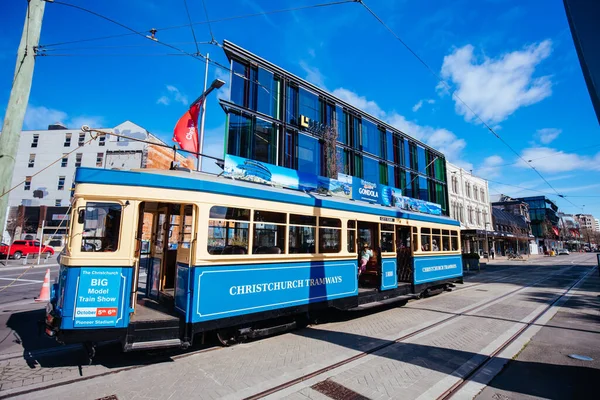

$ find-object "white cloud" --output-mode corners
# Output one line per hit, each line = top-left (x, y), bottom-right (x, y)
(156, 85), (189, 106)
(412, 99), (435, 112)
(23, 105), (104, 130)
(534, 128), (561, 144)
(439, 40), (553, 124)
(332, 87), (468, 164)
(516, 147), (600, 173)
(476, 155), (504, 178)
(299, 61), (327, 89)
(214, 68), (230, 101)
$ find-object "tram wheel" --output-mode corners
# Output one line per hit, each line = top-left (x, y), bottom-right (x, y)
(216, 329), (237, 347)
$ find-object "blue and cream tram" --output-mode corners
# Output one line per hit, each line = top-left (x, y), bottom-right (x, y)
(45, 167), (462, 351)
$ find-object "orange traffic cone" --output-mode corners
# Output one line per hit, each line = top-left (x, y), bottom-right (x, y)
(35, 268), (51, 302)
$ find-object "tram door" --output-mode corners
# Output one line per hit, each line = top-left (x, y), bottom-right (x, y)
(148, 205), (169, 300)
(357, 222), (381, 288)
(396, 225), (413, 283)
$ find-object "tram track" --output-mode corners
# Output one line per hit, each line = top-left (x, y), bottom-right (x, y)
(0, 263), (588, 399)
(242, 265), (589, 400)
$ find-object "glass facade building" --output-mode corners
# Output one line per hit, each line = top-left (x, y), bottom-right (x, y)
(220, 41), (449, 214)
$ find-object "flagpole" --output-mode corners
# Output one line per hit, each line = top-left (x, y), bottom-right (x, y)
(198, 53), (209, 172)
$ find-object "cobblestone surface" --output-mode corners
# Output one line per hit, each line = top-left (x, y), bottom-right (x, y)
(0, 257), (594, 400)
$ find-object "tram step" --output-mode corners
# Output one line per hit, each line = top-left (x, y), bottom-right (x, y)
(348, 294), (417, 311)
(129, 338), (182, 351)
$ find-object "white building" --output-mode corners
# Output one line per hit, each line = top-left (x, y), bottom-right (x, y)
(596, 218), (600, 232)
(575, 214), (597, 232)
(4, 121), (193, 243)
(446, 162), (493, 254)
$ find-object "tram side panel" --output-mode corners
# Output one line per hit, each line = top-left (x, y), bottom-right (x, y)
(184, 260), (359, 324)
(47, 264), (134, 342)
(412, 254), (463, 289)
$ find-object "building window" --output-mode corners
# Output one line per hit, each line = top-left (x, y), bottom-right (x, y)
(298, 133), (321, 176)
(299, 87), (320, 124)
(252, 118), (276, 164)
(99, 135), (106, 146)
(24, 176), (32, 191)
(31, 134), (39, 148)
(28, 154), (35, 168)
(336, 105), (347, 144)
(286, 84), (299, 125)
(363, 156), (379, 184)
(75, 153), (82, 167)
(61, 154), (68, 167)
(227, 112), (252, 159)
(64, 133), (72, 147)
(465, 182), (471, 198)
(476, 209), (481, 225)
(55, 199), (62, 206)
(474, 185), (478, 200)
(417, 146), (427, 174)
(57, 176), (65, 190)
(96, 152), (104, 167)
(480, 188), (485, 202)
(78, 132), (85, 146)
(257, 68), (279, 118)
(361, 118), (380, 156)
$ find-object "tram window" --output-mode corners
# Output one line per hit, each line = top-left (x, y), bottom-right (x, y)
(421, 228), (431, 251)
(451, 236), (459, 251)
(289, 226), (316, 254)
(290, 214), (316, 226)
(253, 223), (285, 254)
(254, 210), (286, 224)
(209, 206), (250, 221)
(81, 202), (122, 252)
(381, 224), (394, 232)
(207, 220), (249, 255)
(431, 229), (441, 252)
(347, 220), (356, 253)
(319, 217), (341, 228)
(442, 235), (450, 252)
(181, 206), (193, 249)
(381, 231), (395, 252)
(319, 228), (341, 253)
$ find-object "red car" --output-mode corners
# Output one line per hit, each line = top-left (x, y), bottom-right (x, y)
(0, 240), (55, 260)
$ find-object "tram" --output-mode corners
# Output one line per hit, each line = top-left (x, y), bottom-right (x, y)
(45, 166), (463, 352)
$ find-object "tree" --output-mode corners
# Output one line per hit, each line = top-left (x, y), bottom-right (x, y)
(320, 120), (339, 180)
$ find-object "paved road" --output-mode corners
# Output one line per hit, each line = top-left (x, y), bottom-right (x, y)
(0, 257), (60, 306)
(0, 254), (597, 399)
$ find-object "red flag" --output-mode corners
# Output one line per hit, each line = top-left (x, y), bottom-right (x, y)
(173, 101), (202, 156)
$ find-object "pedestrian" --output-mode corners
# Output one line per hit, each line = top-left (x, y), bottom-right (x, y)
(359, 243), (373, 276)
(491, 248), (495, 260)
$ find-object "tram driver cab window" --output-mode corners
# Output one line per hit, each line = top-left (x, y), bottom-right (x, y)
(80, 202), (122, 252)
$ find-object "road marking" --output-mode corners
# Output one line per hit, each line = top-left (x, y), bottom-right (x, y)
(0, 277), (43, 283)
(0, 282), (41, 289)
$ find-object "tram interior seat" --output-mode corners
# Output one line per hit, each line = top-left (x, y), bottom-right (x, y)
(254, 246), (282, 254)
(221, 245), (247, 255)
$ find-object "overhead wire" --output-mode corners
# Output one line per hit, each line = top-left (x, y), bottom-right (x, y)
(38, 0), (356, 49)
(201, 0), (217, 44)
(183, 0), (202, 54)
(358, 0), (584, 212)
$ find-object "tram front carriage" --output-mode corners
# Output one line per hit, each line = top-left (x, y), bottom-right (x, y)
(45, 168), (463, 351)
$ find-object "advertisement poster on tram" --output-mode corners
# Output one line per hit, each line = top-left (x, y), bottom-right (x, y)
(73, 268), (123, 328)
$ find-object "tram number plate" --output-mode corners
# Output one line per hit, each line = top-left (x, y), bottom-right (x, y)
(380, 217), (395, 222)
(385, 271), (393, 277)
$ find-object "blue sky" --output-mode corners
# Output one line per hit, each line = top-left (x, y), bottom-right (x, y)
(1, 0), (599, 218)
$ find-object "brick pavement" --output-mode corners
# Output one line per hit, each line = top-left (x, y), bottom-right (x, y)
(0, 262), (590, 400)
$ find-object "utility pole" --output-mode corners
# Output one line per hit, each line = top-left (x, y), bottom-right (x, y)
(197, 53), (209, 172)
(0, 0), (46, 238)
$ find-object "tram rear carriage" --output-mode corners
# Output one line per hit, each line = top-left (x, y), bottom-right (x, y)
(45, 167), (463, 351)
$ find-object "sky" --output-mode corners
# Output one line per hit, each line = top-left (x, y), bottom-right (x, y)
(1, 0), (599, 219)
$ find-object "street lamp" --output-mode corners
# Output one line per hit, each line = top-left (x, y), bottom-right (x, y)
(192, 78), (226, 171)
(484, 221), (490, 261)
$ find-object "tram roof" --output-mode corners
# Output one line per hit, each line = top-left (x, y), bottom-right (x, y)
(74, 167), (460, 227)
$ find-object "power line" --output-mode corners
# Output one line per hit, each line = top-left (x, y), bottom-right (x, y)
(358, 0), (584, 212)
(183, 0), (201, 54)
(38, 0), (356, 49)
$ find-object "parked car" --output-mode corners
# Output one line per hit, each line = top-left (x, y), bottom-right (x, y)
(557, 248), (570, 255)
(0, 240), (55, 260)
